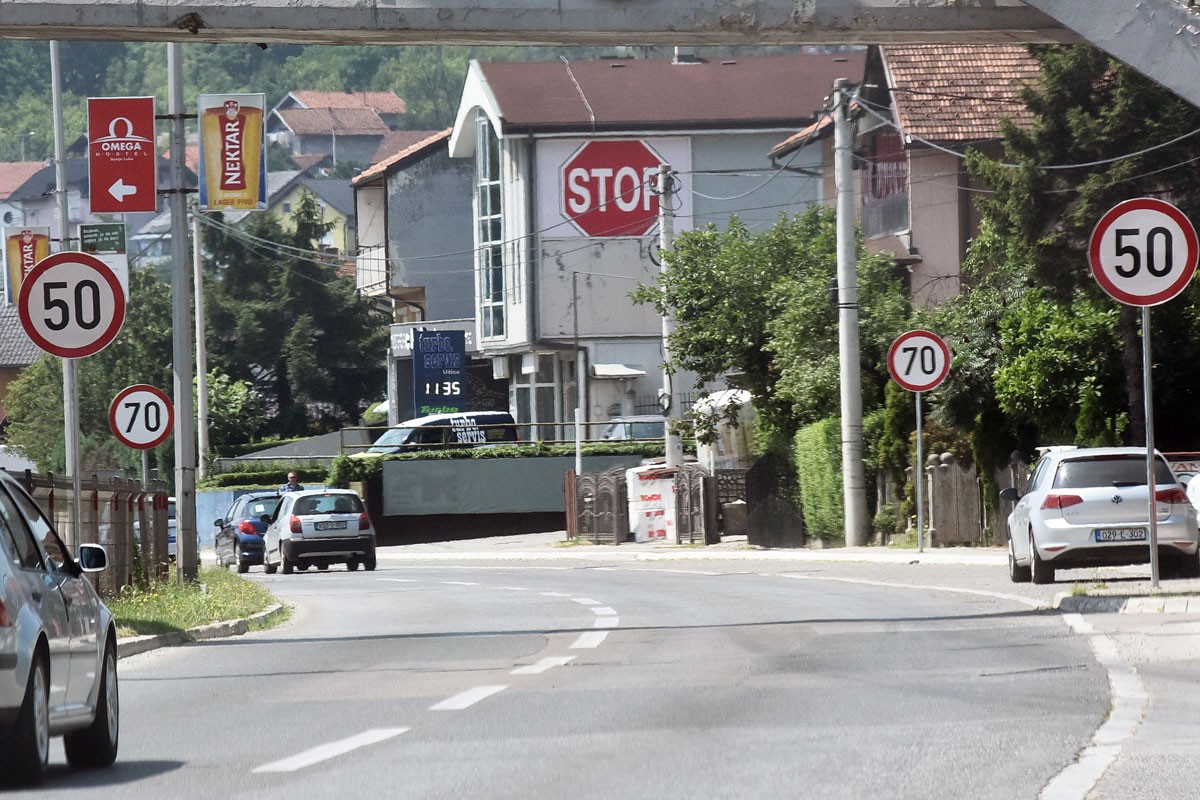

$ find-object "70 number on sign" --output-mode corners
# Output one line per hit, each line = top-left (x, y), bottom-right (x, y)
(887, 330), (951, 393)
(109, 385), (174, 450)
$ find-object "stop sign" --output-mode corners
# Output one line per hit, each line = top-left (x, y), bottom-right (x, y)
(561, 140), (663, 237)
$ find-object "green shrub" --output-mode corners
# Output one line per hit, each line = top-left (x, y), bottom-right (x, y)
(794, 417), (843, 541)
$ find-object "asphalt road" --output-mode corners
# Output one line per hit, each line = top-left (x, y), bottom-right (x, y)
(14, 543), (1131, 800)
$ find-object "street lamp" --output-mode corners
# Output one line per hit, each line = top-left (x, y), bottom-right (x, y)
(20, 131), (35, 161)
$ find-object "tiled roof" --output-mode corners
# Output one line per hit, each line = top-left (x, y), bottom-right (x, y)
(477, 51), (866, 133)
(273, 108), (391, 136)
(289, 90), (406, 115)
(290, 153), (329, 172)
(369, 129), (447, 166)
(0, 304), (42, 368)
(882, 44), (1040, 144)
(353, 129), (451, 186)
(0, 162), (44, 200)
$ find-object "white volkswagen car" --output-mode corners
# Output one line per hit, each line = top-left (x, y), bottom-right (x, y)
(1000, 447), (1200, 584)
(262, 488), (376, 574)
(0, 470), (118, 786)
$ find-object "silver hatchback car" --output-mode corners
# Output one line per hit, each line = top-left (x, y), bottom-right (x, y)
(262, 488), (377, 574)
(0, 471), (118, 786)
(1001, 447), (1200, 584)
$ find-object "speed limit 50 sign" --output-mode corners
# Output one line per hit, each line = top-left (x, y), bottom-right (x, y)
(109, 384), (173, 449)
(17, 251), (126, 358)
(888, 330), (951, 393)
(1089, 198), (1198, 307)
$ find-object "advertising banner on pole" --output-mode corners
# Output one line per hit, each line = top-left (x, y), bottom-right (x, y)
(3, 227), (51, 305)
(413, 330), (467, 415)
(197, 93), (267, 211)
(80, 223), (130, 299)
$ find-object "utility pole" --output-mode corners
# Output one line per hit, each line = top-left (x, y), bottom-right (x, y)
(657, 164), (684, 469)
(168, 43), (198, 581)
(194, 212), (210, 481)
(833, 78), (871, 546)
(51, 41), (82, 548)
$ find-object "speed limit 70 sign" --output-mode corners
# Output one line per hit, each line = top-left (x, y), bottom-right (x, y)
(109, 384), (173, 449)
(17, 251), (126, 358)
(1089, 198), (1198, 307)
(888, 330), (951, 393)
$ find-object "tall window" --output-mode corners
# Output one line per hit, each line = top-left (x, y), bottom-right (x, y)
(476, 114), (505, 338)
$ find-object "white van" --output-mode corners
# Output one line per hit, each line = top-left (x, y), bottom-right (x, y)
(363, 411), (519, 455)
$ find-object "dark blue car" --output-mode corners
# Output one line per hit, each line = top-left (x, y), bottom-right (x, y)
(214, 492), (281, 573)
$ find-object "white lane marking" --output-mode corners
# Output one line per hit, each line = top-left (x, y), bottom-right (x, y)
(495, 586), (529, 591)
(511, 656), (576, 675)
(1039, 614), (1147, 800)
(573, 597), (600, 605)
(570, 631), (609, 649)
(540, 591), (571, 597)
(378, 578), (417, 582)
(430, 685), (508, 711)
(590, 606), (617, 616)
(780, 572), (1043, 608)
(442, 581), (479, 586)
(252, 728), (409, 773)
(593, 616), (619, 628)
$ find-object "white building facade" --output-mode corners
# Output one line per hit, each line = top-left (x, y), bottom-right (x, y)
(448, 51), (864, 439)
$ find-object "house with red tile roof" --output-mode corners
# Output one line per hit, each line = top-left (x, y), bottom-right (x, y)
(268, 90), (407, 170)
(0, 161), (43, 228)
(443, 50), (865, 437)
(771, 44), (1041, 307)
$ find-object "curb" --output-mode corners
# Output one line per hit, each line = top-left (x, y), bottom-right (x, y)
(117, 603), (288, 659)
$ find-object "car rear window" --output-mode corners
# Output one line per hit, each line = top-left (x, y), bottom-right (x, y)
(1053, 456), (1176, 489)
(294, 495), (363, 515)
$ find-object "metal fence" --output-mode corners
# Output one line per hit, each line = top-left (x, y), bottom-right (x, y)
(13, 470), (173, 595)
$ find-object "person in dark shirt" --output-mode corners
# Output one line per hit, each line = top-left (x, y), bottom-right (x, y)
(280, 472), (305, 492)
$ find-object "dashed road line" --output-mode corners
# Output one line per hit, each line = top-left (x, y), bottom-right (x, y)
(253, 728), (410, 773)
(430, 685), (509, 711)
(512, 656), (576, 675)
(573, 597), (601, 605)
(590, 606), (617, 616)
(570, 631), (609, 649)
(593, 616), (619, 628)
(442, 581), (479, 586)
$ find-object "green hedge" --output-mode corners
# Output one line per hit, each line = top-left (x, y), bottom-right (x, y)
(795, 417), (843, 541)
(327, 442), (672, 486)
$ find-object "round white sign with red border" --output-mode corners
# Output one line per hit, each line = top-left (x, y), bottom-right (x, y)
(1089, 198), (1198, 307)
(109, 384), (173, 450)
(18, 251), (126, 358)
(888, 330), (951, 393)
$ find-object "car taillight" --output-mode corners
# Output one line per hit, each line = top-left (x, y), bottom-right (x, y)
(237, 520), (258, 535)
(1042, 494), (1084, 510)
(0, 598), (11, 627)
(358, 513), (370, 531)
(290, 515), (303, 534)
(1156, 488), (1189, 504)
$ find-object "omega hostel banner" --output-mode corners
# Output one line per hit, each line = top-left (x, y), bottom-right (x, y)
(197, 93), (267, 211)
(3, 227), (50, 305)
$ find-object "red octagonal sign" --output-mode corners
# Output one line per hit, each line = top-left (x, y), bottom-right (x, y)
(561, 139), (663, 237)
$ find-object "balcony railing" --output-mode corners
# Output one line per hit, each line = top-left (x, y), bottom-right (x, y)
(861, 191), (909, 240)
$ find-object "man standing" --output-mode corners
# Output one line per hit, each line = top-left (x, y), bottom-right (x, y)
(280, 472), (305, 492)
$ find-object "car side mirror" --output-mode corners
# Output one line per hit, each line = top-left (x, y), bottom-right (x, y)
(214, 518), (224, 527)
(261, 514), (273, 525)
(77, 542), (108, 572)
(999, 487), (1020, 502)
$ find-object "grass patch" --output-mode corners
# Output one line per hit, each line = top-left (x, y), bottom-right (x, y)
(107, 567), (282, 638)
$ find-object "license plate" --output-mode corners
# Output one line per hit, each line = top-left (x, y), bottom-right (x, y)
(314, 520), (347, 531)
(1095, 527), (1147, 542)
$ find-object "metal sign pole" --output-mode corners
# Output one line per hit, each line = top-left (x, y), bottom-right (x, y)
(915, 390), (924, 554)
(1142, 306), (1160, 588)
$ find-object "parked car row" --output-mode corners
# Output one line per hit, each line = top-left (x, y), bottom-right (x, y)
(215, 488), (376, 574)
